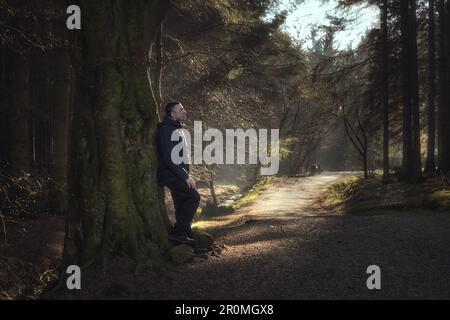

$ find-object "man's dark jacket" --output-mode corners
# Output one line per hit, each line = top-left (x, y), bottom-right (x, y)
(156, 116), (190, 186)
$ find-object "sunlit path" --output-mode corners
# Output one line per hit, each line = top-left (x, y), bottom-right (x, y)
(132, 173), (450, 299)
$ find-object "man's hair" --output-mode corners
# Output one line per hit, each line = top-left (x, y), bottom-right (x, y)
(164, 102), (181, 117)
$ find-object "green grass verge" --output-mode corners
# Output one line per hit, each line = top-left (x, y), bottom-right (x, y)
(232, 177), (275, 209)
(321, 173), (450, 213)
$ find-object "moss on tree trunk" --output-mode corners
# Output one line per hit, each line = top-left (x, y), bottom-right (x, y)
(63, 0), (170, 267)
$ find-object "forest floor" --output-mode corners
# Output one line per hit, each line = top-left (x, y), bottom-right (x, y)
(3, 172), (450, 299)
(49, 172), (450, 299)
(0, 215), (64, 299)
(0, 183), (241, 300)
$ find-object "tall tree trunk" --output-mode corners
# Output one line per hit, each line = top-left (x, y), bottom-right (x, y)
(437, 0), (450, 174)
(0, 45), (8, 164)
(409, 0), (422, 182)
(447, 0), (450, 172)
(400, 0), (422, 181)
(381, 0), (390, 180)
(8, 51), (32, 173)
(49, 49), (71, 216)
(30, 51), (52, 171)
(209, 180), (218, 207)
(363, 149), (368, 179)
(63, 0), (171, 267)
(400, 0), (413, 180)
(425, 0), (437, 175)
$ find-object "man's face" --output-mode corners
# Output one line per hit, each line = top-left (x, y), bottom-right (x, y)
(171, 103), (187, 121)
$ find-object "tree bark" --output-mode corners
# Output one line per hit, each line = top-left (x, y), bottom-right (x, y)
(63, 0), (171, 267)
(209, 180), (218, 207)
(437, 0), (450, 173)
(363, 149), (368, 179)
(381, 0), (390, 180)
(400, 0), (413, 180)
(400, 0), (422, 182)
(49, 49), (71, 216)
(0, 45), (8, 164)
(8, 51), (32, 173)
(409, 0), (422, 182)
(425, 0), (437, 175)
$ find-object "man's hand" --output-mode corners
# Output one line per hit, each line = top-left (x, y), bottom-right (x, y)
(186, 177), (196, 189)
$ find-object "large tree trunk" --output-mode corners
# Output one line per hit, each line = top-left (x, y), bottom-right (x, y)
(438, 0), (450, 174)
(447, 0), (450, 173)
(425, 0), (437, 175)
(409, 0), (422, 182)
(400, 0), (413, 180)
(400, 0), (422, 182)
(381, 0), (390, 180)
(63, 0), (171, 267)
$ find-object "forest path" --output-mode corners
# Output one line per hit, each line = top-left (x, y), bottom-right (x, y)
(85, 173), (450, 299)
(236, 172), (354, 218)
(147, 172), (450, 299)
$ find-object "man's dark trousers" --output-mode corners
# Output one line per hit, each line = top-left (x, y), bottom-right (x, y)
(166, 179), (200, 237)
(156, 115), (200, 237)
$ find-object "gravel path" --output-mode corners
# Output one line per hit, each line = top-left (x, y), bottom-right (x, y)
(134, 173), (450, 299)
